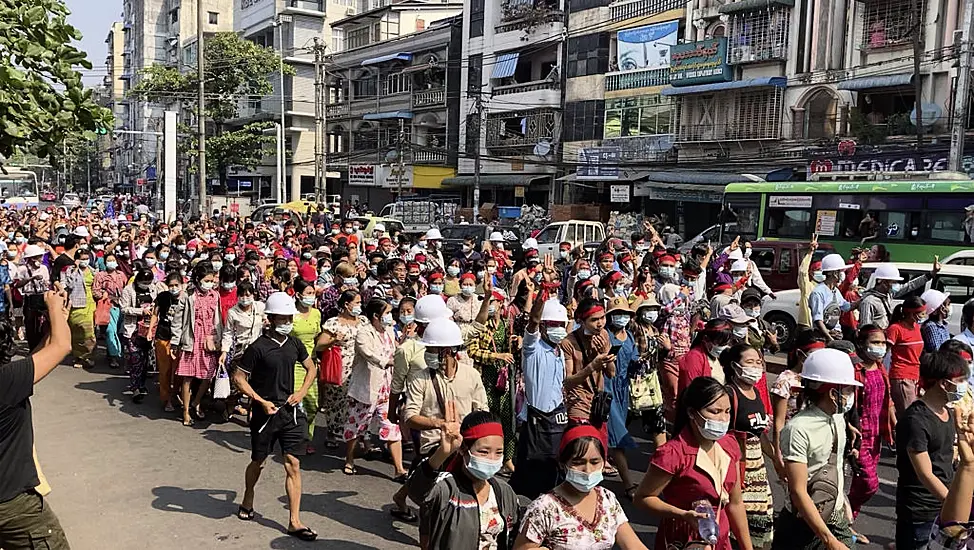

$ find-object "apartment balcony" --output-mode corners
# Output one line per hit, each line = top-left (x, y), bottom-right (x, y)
(494, 2), (565, 51)
(609, 0), (686, 23)
(493, 79), (558, 96)
(674, 122), (781, 142)
(489, 46), (560, 112)
(412, 149), (448, 164)
(486, 108), (558, 151)
(495, 10), (564, 34)
(413, 88), (446, 109)
(605, 68), (670, 92)
(327, 103), (350, 118)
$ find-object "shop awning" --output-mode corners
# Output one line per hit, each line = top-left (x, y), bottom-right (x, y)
(836, 72), (913, 91)
(491, 53), (520, 79)
(442, 174), (548, 187)
(661, 76), (787, 96)
(558, 169), (651, 183)
(633, 181), (726, 203)
(361, 52), (412, 66)
(718, 0), (794, 13)
(363, 111), (413, 120)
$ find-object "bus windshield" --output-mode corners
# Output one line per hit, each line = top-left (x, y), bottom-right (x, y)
(0, 171), (39, 209)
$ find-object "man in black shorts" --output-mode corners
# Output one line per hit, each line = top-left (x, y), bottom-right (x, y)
(0, 286), (72, 549)
(232, 292), (318, 541)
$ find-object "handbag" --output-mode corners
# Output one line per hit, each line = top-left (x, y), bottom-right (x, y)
(319, 345), (343, 385)
(94, 297), (112, 326)
(213, 365), (231, 399)
(205, 334), (220, 353)
(802, 420), (840, 521)
(574, 329), (612, 425)
(629, 369), (663, 411)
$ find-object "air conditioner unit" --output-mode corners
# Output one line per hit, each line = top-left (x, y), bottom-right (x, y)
(345, 7), (356, 15)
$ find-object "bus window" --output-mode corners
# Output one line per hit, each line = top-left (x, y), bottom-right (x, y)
(765, 209), (812, 238)
(877, 211), (922, 241)
(925, 197), (972, 243)
(935, 275), (974, 305)
(750, 247), (775, 271)
(778, 249), (793, 273)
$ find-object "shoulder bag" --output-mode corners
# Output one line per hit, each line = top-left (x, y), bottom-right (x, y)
(802, 419), (840, 522)
(574, 329), (612, 425)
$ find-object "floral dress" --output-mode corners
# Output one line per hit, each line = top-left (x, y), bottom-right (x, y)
(520, 487), (628, 550)
(175, 290), (220, 380)
(317, 315), (368, 435)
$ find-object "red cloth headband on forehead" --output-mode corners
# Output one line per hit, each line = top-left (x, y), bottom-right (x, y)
(462, 422), (504, 441)
(904, 305), (926, 313)
(460, 272), (476, 283)
(578, 305), (604, 319)
(960, 351), (973, 362)
(802, 341), (827, 352)
(559, 425), (607, 457)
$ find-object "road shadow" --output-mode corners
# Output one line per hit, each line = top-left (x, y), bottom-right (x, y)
(281, 490), (418, 547)
(151, 485), (288, 533)
(74, 377), (173, 421)
(269, 537), (379, 549)
(201, 427), (250, 454)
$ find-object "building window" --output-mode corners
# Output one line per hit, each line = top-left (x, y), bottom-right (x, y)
(563, 100), (605, 142)
(470, 0), (485, 38)
(861, 0), (925, 48)
(467, 54), (483, 92)
(353, 76), (377, 99)
(673, 87), (784, 141)
(727, 7), (790, 64)
(208, 11), (219, 25)
(332, 28), (345, 52)
(347, 26), (371, 49)
(603, 95), (674, 139)
(485, 109), (558, 149)
(382, 72), (411, 95)
(169, 8), (178, 24)
(567, 33), (610, 78)
(380, 12), (400, 41)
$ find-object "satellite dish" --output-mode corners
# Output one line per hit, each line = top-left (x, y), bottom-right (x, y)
(533, 141), (551, 156)
(910, 103), (943, 128)
(385, 150), (399, 162)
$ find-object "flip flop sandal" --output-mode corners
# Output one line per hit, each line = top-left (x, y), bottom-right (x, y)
(286, 527), (318, 541)
(390, 508), (418, 523)
(237, 506), (256, 521)
(624, 484), (638, 501)
(392, 473), (409, 484)
(182, 418), (195, 427)
(343, 465), (357, 475)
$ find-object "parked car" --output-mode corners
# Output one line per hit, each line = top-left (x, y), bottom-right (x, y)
(62, 193), (81, 208)
(535, 221), (605, 259)
(761, 262), (973, 349)
(943, 250), (974, 266)
(746, 240), (834, 292)
(440, 224), (522, 263)
(40, 190), (56, 202)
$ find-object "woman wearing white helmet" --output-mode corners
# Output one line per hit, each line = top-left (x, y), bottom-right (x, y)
(14, 243), (50, 350)
(773, 348), (862, 550)
(920, 288), (951, 353)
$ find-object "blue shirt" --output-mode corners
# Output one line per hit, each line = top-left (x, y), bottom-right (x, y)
(921, 319), (951, 353)
(0, 263), (10, 312)
(809, 282), (850, 323)
(520, 328), (565, 419)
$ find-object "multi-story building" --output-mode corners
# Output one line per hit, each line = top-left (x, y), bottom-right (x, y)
(227, 0), (351, 201)
(324, 14), (463, 206)
(103, 22), (126, 188)
(454, 0), (566, 206)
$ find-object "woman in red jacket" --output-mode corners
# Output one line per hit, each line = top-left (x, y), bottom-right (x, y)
(678, 319), (735, 391)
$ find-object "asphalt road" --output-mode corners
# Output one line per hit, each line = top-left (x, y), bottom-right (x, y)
(31, 352), (899, 549)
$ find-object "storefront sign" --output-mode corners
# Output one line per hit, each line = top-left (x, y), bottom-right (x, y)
(617, 21), (679, 71)
(240, 0), (269, 9)
(807, 147), (974, 177)
(610, 184), (630, 203)
(577, 147), (621, 180)
(348, 165), (378, 186)
(769, 195), (812, 208)
(815, 210), (837, 236)
(668, 38), (732, 86)
(379, 164), (413, 189)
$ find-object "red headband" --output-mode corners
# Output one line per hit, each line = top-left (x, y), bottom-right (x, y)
(578, 305), (604, 319)
(801, 341), (827, 352)
(599, 252), (614, 260)
(961, 351), (973, 362)
(460, 272), (476, 283)
(559, 425), (607, 457)
(713, 282), (732, 292)
(491, 290), (506, 301)
(462, 422), (504, 441)
(660, 254), (676, 264)
(904, 305), (926, 313)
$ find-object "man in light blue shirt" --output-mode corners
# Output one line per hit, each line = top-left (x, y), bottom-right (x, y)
(809, 253), (855, 342)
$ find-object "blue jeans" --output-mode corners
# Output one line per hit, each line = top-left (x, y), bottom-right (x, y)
(895, 518), (935, 550)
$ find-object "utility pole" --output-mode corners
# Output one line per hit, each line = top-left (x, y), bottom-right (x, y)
(397, 117), (405, 200)
(197, 0), (206, 215)
(276, 14), (292, 203)
(949, 0), (974, 171)
(313, 37), (327, 203)
(912, 0), (924, 147)
(472, 93), (484, 219)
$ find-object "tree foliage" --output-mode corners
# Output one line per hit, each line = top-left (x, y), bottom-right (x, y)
(0, 0), (113, 166)
(132, 32), (290, 185)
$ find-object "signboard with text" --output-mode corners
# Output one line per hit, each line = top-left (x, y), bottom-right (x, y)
(669, 38), (732, 86)
(348, 165), (378, 187)
(808, 148), (974, 178)
(610, 184), (630, 203)
(617, 21), (679, 71)
(577, 147), (621, 180)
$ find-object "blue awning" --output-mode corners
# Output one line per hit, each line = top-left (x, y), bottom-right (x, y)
(363, 111), (413, 120)
(361, 52), (412, 67)
(661, 76), (787, 96)
(491, 53), (520, 79)
(836, 72), (913, 91)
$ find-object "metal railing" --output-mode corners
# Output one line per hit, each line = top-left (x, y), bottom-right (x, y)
(605, 68), (670, 91)
(609, 0), (686, 22)
(412, 149), (447, 164)
(326, 103), (349, 118)
(492, 79), (559, 96)
(413, 88), (446, 108)
(674, 122), (781, 142)
(495, 11), (564, 34)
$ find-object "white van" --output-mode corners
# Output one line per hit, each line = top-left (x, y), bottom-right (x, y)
(535, 221), (606, 258)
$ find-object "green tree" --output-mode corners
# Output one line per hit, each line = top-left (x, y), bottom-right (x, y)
(0, 0), (113, 166)
(133, 32), (291, 187)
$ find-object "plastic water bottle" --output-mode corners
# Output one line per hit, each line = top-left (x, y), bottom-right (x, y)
(694, 502), (718, 545)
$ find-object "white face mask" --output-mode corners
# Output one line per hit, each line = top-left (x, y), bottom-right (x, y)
(697, 413), (729, 440)
(734, 362), (763, 385)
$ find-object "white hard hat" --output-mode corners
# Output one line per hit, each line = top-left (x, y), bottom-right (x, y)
(73, 226), (90, 238)
(727, 248), (743, 261)
(873, 263), (903, 281)
(921, 288), (949, 313)
(414, 294), (452, 323)
(523, 238), (538, 250)
(489, 232), (504, 242)
(820, 253), (852, 272)
(658, 283), (681, 305)
(23, 244), (45, 258)
(425, 228), (442, 240)
(38, 212), (50, 221)
(730, 259), (749, 273)
(374, 223), (386, 232)
(800, 348), (862, 386)
(540, 299), (569, 323)
(419, 318), (464, 347)
(264, 291), (299, 315)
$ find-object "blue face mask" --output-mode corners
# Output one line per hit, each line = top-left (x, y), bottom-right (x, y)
(466, 454), (503, 481)
(400, 314), (415, 325)
(565, 467), (603, 493)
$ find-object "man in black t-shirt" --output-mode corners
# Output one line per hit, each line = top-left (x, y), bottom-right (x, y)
(232, 292), (318, 542)
(895, 351), (967, 550)
(0, 286), (72, 549)
(50, 234), (82, 281)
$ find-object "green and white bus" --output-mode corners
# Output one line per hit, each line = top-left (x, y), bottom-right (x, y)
(721, 172), (974, 263)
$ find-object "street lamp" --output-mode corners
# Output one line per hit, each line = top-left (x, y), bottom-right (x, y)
(274, 14), (292, 203)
